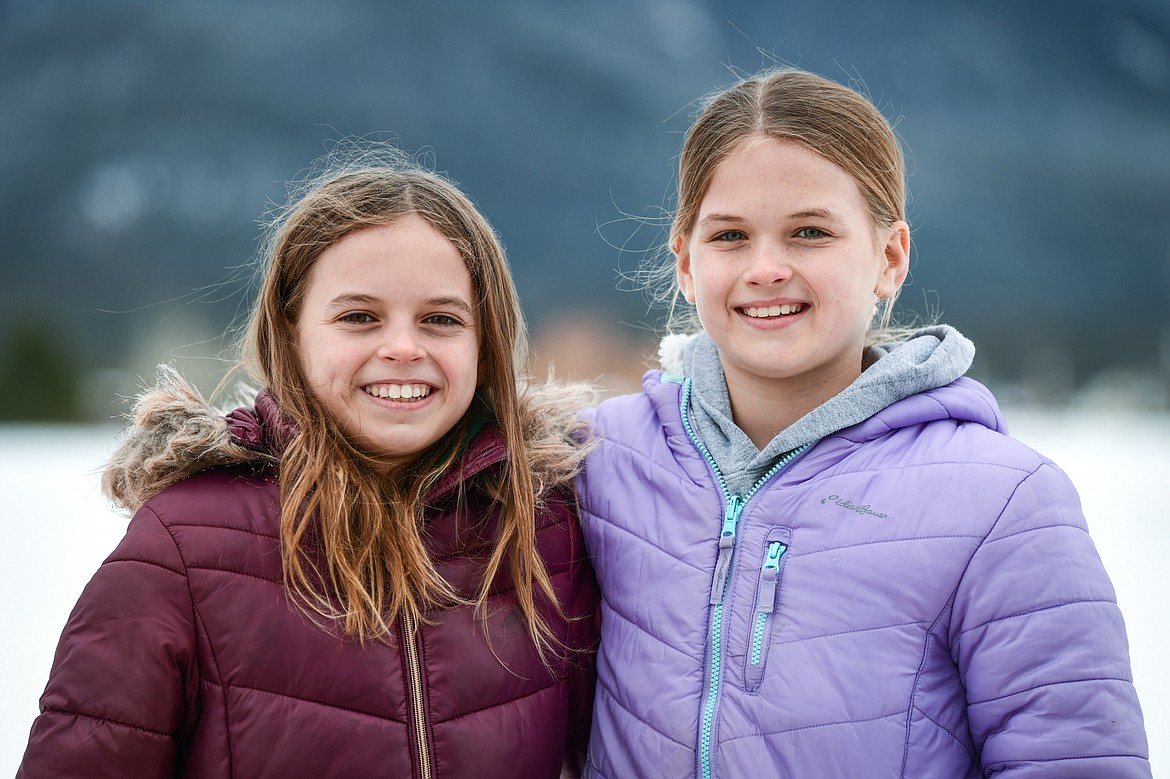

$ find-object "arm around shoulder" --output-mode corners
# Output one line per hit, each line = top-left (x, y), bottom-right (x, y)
(953, 461), (1151, 776)
(18, 503), (199, 779)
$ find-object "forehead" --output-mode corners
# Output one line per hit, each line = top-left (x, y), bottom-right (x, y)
(303, 216), (473, 304)
(701, 136), (869, 218)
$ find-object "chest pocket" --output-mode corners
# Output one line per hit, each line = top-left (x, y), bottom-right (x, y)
(744, 526), (793, 692)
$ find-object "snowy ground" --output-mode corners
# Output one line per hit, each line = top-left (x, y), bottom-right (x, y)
(2, 410), (1167, 775)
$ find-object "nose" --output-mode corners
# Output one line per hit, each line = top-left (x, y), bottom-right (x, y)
(744, 242), (793, 286)
(376, 325), (426, 362)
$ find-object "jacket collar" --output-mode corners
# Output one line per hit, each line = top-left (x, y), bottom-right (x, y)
(226, 388), (298, 457)
(427, 429), (508, 503)
(225, 390), (508, 502)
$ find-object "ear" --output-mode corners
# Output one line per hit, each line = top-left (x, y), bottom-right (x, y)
(875, 220), (910, 299)
(674, 234), (697, 305)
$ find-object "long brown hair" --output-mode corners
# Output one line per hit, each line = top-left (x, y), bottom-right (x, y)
(242, 150), (563, 655)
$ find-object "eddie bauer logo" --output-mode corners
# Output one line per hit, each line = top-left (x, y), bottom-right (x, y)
(820, 495), (889, 519)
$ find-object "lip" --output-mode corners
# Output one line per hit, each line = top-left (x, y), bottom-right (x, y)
(734, 299), (809, 330)
(737, 297), (806, 310)
(362, 380), (436, 389)
(360, 381), (438, 408)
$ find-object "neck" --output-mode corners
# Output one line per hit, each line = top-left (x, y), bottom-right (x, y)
(722, 358), (863, 450)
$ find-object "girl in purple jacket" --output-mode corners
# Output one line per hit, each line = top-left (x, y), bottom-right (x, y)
(576, 69), (1150, 777)
(19, 149), (598, 778)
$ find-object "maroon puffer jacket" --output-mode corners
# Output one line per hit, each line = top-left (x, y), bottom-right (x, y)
(18, 387), (599, 778)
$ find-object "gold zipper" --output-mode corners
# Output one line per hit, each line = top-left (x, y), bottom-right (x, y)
(402, 611), (433, 779)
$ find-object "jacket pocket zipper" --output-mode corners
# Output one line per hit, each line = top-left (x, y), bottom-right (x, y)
(745, 541), (787, 692)
(402, 611), (433, 779)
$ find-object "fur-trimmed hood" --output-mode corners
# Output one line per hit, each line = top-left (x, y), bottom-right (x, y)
(102, 366), (596, 513)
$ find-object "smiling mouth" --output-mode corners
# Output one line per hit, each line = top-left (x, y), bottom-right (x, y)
(363, 383), (432, 402)
(740, 303), (805, 318)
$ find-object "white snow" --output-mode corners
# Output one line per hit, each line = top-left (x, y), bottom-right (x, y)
(1, 411), (1167, 774)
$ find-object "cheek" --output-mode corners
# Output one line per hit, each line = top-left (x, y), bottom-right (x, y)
(296, 328), (356, 392)
(838, 253), (884, 295)
(294, 330), (324, 386)
(814, 272), (877, 322)
(462, 345), (483, 390)
(686, 262), (723, 306)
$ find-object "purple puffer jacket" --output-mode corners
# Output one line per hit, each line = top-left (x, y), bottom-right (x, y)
(19, 389), (598, 778)
(576, 371), (1150, 778)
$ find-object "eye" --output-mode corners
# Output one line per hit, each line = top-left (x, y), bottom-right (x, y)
(795, 226), (829, 240)
(713, 229), (748, 242)
(338, 311), (376, 325)
(423, 313), (463, 327)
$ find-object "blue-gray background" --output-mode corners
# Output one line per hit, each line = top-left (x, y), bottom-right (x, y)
(2, 0), (1168, 419)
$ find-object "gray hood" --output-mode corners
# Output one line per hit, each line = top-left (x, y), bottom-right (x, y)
(659, 325), (975, 495)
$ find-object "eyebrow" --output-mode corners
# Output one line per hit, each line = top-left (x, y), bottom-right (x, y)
(698, 207), (845, 226)
(697, 213), (746, 228)
(322, 293), (379, 313)
(425, 296), (476, 317)
(323, 293), (475, 317)
(700, 207), (844, 225)
(788, 208), (841, 222)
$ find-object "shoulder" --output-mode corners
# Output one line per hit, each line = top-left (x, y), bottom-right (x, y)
(579, 373), (711, 503)
(817, 380), (1083, 524)
(136, 464), (281, 549)
(842, 377), (1048, 472)
(102, 367), (274, 513)
(106, 464), (285, 594)
(867, 410), (1072, 505)
(918, 390), (1066, 486)
(935, 421), (1082, 521)
(589, 370), (679, 437)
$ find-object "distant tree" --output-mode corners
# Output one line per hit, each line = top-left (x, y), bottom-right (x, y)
(0, 318), (84, 421)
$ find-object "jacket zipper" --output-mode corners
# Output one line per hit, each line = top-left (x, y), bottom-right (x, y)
(745, 541), (787, 691)
(710, 495), (745, 605)
(402, 611), (433, 779)
(678, 378), (809, 779)
(751, 542), (786, 664)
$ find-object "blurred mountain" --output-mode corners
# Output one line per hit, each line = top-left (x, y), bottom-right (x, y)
(1, 0), (1168, 418)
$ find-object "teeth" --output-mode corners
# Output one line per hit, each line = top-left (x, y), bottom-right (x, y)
(744, 304), (803, 318)
(364, 384), (431, 400)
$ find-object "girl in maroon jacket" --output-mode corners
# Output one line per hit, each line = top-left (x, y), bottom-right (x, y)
(19, 149), (599, 778)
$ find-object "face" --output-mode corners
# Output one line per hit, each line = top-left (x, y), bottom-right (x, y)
(676, 135), (909, 404)
(296, 215), (480, 467)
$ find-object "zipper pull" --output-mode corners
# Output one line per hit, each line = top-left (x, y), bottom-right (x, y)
(754, 541), (787, 614)
(710, 495), (745, 605)
(747, 540), (789, 686)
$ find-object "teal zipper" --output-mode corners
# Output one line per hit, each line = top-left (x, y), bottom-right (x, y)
(678, 378), (810, 779)
(710, 495), (744, 606)
(750, 542), (787, 665)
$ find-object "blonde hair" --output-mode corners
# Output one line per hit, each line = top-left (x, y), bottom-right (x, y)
(242, 150), (563, 654)
(660, 68), (910, 340)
